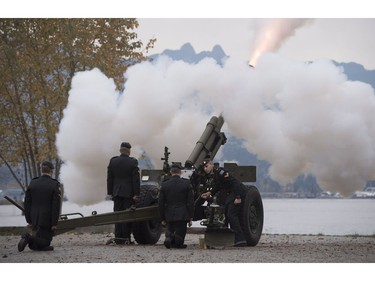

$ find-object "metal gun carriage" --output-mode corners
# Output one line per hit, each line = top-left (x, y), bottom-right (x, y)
(7, 116), (264, 248)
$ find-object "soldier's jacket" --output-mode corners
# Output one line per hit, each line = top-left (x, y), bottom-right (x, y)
(24, 175), (61, 227)
(158, 175), (194, 222)
(107, 154), (140, 198)
(210, 167), (247, 203)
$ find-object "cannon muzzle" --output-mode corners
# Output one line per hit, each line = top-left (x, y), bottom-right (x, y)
(184, 115), (227, 169)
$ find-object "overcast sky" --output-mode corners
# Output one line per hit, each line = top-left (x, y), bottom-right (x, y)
(136, 18), (375, 70)
(3, 1), (374, 70)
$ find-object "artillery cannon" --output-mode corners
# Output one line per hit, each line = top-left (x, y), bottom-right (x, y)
(7, 116), (264, 247)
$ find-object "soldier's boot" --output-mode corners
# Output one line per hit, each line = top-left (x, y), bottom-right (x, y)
(173, 234), (186, 249)
(164, 230), (173, 249)
(18, 233), (31, 252)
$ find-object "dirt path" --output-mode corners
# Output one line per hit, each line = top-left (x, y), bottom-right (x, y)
(1, 232), (374, 263)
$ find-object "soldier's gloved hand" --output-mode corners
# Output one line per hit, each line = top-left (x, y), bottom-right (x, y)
(201, 191), (211, 199)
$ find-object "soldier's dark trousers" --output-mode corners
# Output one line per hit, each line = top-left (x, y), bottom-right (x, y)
(166, 220), (187, 247)
(113, 196), (133, 243)
(226, 202), (246, 243)
(28, 226), (53, 251)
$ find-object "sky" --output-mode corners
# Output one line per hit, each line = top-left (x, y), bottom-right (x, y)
(136, 18), (375, 70)
(4, 1), (374, 69)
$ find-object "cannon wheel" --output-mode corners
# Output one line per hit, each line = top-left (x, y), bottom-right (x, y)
(132, 185), (162, 244)
(241, 185), (264, 246)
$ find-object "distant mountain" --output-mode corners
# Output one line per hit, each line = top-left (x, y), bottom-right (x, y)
(149, 42), (375, 89)
(333, 61), (375, 89)
(149, 43), (228, 65)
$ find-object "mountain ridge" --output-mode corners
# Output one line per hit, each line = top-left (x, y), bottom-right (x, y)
(150, 42), (375, 88)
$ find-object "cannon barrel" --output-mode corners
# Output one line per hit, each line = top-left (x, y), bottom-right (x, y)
(4, 195), (25, 212)
(184, 115), (227, 168)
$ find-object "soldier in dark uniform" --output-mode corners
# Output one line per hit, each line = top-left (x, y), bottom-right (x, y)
(18, 160), (61, 252)
(158, 163), (194, 249)
(200, 159), (248, 246)
(107, 142), (140, 244)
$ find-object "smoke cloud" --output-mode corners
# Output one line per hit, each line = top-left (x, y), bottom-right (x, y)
(249, 19), (310, 66)
(56, 53), (375, 205)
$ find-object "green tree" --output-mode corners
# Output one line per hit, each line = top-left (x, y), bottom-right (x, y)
(0, 18), (155, 190)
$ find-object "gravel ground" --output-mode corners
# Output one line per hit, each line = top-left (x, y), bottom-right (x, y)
(1, 232), (374, 263)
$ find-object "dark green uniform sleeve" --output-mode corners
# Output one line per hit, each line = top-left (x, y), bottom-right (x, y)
(51, 182), (61, 226)
(107, 159), (114, 196)
(24, 187), (32, 224)
(132, 160), (140, 197)
(187, 184), (194, 219)
(158, 186), (166, 221)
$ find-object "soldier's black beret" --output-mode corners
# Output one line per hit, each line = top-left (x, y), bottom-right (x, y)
(202, 157), (212, 166)
(42, 160), (54, 169)
(171, 162), (183, 170)
(120, 142), (132, 149)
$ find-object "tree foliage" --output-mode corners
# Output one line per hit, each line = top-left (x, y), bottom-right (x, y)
(0, 18), (155, 189)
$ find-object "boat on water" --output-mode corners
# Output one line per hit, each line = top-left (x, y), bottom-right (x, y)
(352, 186), (375, 199)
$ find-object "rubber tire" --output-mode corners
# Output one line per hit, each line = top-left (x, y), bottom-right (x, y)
(241, 185), (264, 246)
(132, 185), (162, 244)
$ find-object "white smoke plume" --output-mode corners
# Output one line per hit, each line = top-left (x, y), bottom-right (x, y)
(249, 19), (310, 66)
(56, 53), (375, 205)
